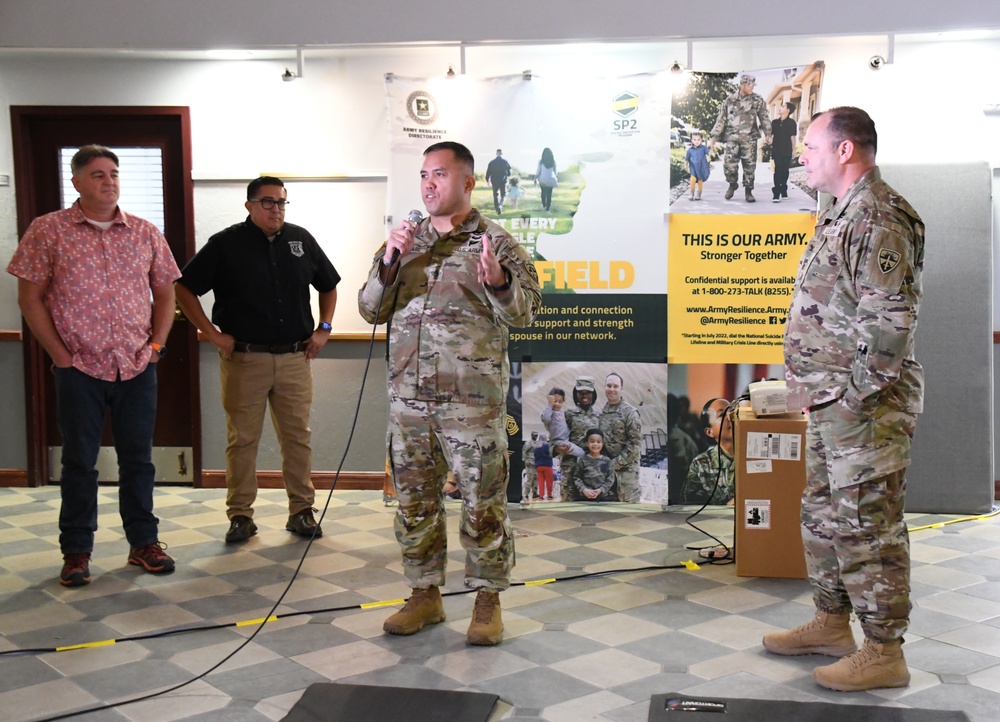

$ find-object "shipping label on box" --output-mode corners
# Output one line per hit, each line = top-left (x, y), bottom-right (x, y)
(745, 432), (802, 461)
(743, 498), (772, 530)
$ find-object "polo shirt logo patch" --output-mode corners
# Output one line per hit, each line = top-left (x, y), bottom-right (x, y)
(877, 248), (901, 274)
(288, 240), (304, 257)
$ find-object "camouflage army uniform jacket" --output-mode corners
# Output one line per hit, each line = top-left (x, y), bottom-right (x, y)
(358, 209), (541, 406)
(784, 167), (925, 415)
(522, 440), (536, 469)
(572, 454), (616, 497)
(565, 406), (600, 449)
(599, 401), (641, 471)
(681, 446), (735, 505)
(710, 90), (770, 143)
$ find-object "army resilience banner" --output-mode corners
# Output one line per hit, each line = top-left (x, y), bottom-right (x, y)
(385, 73), (671, 502)
(667, 63), (825, 364)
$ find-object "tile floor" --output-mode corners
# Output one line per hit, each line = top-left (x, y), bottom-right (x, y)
(2, 487), (1000, 721)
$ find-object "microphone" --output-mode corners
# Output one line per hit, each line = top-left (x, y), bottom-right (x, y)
(387, 209), (424, 267)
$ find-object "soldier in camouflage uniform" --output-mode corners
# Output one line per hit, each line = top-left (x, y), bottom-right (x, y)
(681, 399), (735, 505)
(682, 447), (734, 505)
(556, 376), (600, 501)
(709, 74), (772, 203)
(762, 107), (924, 693)
(521, 431), (538, 502)
(358, 141), (541, 646)
(599, 372), (642, 503)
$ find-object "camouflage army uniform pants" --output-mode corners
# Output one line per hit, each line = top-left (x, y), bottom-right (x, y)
(801, 401), (917, 643)
(522, 463), (537, 500)
(617, 465), (641, 503)
(388, 396), (513, 592)
(723, 139), (758, 188)
(558, 456), (578, 501)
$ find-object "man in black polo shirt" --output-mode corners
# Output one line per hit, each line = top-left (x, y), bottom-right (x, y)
(175, 176), (340, 543)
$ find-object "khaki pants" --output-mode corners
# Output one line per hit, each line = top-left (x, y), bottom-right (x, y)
(220, 351), (315, 518)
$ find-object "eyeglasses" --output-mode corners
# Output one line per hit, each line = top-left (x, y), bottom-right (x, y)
(249, 198), (289, 210)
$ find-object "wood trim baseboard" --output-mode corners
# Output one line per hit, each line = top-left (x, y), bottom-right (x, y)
(0, 469), (386, 490)
(0, 469), (29, 486)
(198, 470), (386, 491)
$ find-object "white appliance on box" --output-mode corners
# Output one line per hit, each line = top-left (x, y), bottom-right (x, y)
(748, 380), (789, 416)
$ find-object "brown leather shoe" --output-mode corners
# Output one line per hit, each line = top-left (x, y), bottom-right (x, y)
(286, 508), (322, 538)
(466, 589), (503, 646)
(762, 612), (857, 657)
(383, 587), (446, 635)
(225, 515), (258, 544)
(813, 638), (910, 692)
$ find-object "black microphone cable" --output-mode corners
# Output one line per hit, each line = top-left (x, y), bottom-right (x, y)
(683, 397), (742, 564)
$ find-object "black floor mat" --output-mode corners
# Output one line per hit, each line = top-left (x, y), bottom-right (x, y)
(282, 683), (499, 722)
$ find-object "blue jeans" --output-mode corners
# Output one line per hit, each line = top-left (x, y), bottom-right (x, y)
(53, 364), (160, 553)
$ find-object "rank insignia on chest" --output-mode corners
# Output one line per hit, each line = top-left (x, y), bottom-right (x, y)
(288, 240), (304, 257)
(877, 248), (901, 274)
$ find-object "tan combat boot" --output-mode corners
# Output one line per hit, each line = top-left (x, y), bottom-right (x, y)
(466, 589), (503, 646)
(813, 638), (910, 692)
(383, 587), (445, 635)
(724, 183), (738, 200)
(762, 612), (857, 657)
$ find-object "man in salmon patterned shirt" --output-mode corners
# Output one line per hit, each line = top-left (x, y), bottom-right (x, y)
(7, 145), (181, 587)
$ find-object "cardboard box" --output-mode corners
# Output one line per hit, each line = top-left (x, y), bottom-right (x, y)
(734, 406), (808, 578)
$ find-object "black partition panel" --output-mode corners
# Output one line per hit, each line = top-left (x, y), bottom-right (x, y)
(881, 163), (993, 514)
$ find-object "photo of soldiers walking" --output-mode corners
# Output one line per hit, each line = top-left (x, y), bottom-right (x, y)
(708, 74), (772, 203)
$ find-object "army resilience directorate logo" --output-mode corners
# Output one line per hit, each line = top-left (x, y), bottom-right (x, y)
(406, 90), (439, 126)
(877, 248), (901, 274)
(612, 91), (639, 118)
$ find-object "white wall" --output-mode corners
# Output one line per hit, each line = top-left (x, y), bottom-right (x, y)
(0, 32), (997, 473)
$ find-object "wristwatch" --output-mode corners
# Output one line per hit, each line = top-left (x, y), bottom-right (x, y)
(317, 322), (333, 333)
(151, 342), (167, 358)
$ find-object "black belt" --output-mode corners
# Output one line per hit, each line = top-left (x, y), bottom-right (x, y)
(233, 340), (308, 355)
(807, 398), (838, 413)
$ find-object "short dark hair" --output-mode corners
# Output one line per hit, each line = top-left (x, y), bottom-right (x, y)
(700, 398), (729, 429)
(71, 145), (118, 175)
(784, 102), (796, 114)
(247, 176), (285, 200)
(424, 141), (475, 175)
(606, 372), (624, 388)
(816, 106), (877, 156)
(548, 387), (566, 400)
(585, 428), (604, 441)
